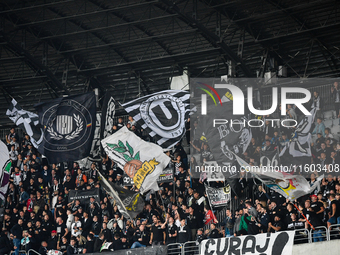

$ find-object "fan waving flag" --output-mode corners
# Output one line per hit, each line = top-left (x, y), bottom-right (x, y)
(101, 126), (170, 194)
(0, 141), (12, 201)
(122, 90), (190, 149)
(35, 92), (96, 163)
(6, 98), (43, 148)
(98, 171), (144, 220)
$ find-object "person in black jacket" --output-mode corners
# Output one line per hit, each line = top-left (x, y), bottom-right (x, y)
(195, 228), (206, 245)
(82, 211), (92, 238)
(66, 237), (77, 255)
(38, 241), (48, 255)
(10, 219), (24, 255)
(177, 219), (191, 243)
(47, 230), (58, 250)
(93, 233), (106, 253)
(187, 207), (199, 241)
(0, 232), (12, 255)
(84, 234), (94, 254)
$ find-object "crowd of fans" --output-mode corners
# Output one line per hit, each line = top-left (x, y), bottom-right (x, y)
(1, 82), (340, 255)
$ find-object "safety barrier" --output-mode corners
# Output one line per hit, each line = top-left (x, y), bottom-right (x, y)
(168, 225), (340, 255)
(293, 228), (310, 244)
(182, 241), (199, 255)
(310, 226), (328, 242)
(167, 243), (182, 255)
(327, 224), (340, 240)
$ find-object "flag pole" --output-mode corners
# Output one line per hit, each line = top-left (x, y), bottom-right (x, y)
(292, 202), (315, 230)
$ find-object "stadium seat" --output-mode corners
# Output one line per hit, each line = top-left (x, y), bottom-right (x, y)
(323, 110), (336, 120)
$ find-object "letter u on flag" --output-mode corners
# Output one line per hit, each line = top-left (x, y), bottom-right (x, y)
(101, 126), (170, 194)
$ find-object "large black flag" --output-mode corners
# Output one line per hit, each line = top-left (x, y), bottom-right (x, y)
(122, 90), (190, 149)
(98, 171), (144, 220)
(100, 92), (116, 140)
(35, 92), (96, 163)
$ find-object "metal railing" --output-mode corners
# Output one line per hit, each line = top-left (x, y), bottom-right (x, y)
(167, 243), (182, 255)
(311, 226), (328, 242)
(327, 224), (340, 240)
(292, 228), (310, 244)
(182, 241), (199, 255)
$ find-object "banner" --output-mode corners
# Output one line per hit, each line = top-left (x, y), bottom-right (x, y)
(205, 185), (231, 207)
(0, 141), (11, 201)
(122, 90), (190, 149)
(100, 93), (115, 140)
(89, 112), (102, 161)
(101, 126), (170, 194)
(99, 171), (145, 220)
(6, 98), (43, 148)
(68, 188), (100, 205)
(35, 92), (96, 163)
(201, 231), (295, 255)
(157, 168), (174, 183)
(122, 167), (174, 186)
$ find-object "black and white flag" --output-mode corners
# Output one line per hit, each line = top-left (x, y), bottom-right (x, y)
(89, 112), (102, 161)
(100, 93), (115, 140)
(122, 90), (190, 149)
(279, 107), (316, 167)
(35, 92), (96, 163)
(205, 184), (231, 207)
(6, 99), (43, 148)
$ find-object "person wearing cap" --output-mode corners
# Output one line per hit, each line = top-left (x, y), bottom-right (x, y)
(47, 230), (58, 250)
(195, 228), (206, 244)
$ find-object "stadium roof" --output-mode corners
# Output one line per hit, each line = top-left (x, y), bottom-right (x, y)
(0, 0), (339, 127)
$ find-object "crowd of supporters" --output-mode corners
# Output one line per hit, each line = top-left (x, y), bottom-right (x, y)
(1, 82), (340, 255)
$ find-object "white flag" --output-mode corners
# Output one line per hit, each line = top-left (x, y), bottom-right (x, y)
(101, 126), (170, 194)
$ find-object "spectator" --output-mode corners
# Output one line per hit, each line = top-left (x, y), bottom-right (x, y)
(312, 118), (326, 137)
(131, 224), (149, 248)
(177, 219), (191, 243)
(67, 237), (78, 255)
(331, 82), (340, 121)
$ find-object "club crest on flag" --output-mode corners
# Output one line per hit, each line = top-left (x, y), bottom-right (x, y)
(140, 93), (186, 139)
(43, 99), (92, 148)
(122, 90), (190, 148)
(106, 141), (160, 188)
(47, 114), (83, 140)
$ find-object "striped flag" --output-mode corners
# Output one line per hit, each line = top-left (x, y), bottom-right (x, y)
(122, 90), (190, 149)
(6, 98), (43, 148)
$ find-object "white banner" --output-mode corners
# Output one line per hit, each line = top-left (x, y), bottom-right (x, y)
(201, 231), (295, 255)
(101, 126), (170, 194)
